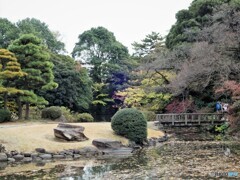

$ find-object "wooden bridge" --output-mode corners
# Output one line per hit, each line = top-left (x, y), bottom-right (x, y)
(156, 113), (226, 127)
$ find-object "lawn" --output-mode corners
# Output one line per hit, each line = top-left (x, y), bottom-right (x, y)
(0, 122), (163, 152)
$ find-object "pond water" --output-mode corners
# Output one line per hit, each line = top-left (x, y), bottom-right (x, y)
(1, 130), (240, 179)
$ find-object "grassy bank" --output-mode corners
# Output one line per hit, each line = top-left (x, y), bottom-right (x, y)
(0, 122), (163, 152)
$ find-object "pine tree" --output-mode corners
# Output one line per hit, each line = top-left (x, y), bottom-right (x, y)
(0, 49), (26, 110)
(8, 34), (57, 119)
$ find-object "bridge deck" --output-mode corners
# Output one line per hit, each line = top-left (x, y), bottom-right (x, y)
(156, 113), (226, 127)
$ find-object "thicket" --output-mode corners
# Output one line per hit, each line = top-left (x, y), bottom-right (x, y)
(76, 113), (94, 122)
(142, 110), (156, 121)
(41, 106), (62, 120)
(0, 109), (11, 123)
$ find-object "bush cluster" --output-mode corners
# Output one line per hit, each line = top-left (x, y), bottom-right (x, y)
(60, 106), (76, 122)
(41, 106), (62, 120)
(0, 109), (11, 123)
(111, 108), (147, 144)
(76, 113), (94, 122)
(142, 110), (156, 121)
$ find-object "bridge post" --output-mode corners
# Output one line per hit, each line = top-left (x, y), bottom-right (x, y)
(185, 114), (187, 125)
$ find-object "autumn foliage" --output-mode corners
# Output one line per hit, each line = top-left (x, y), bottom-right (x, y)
(215, 81), (240, 101)
(165, 99), (195, 113)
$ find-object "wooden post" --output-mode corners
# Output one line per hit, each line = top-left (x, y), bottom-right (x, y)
(211, 115), (214, 124)
(172, 114), (174, 126)
(198, 115), (201, 125)
(185, 114), (187, 125)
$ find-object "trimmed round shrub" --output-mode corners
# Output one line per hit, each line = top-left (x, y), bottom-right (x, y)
(142, 110), (156, 121)
(76, 113), (94, 122)
(111, 108), (147, 144)
(41, 106), (62, 120)
(0, 109), (12, 123)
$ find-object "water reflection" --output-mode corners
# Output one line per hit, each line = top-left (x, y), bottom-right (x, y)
(60, 152), (149, 179)
(1, 141), (240, 179)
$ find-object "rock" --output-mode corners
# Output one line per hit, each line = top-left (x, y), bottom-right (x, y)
(59, 151), (66, 155)
(224, 148), (231, 156)
(132, 145), (142, 150)
(32, 157), (42, 162)
(63, 150), (74, 156)
(31, 153), (39, 159)
(39, 154), (52, 160)
(6, 153), (12, 158)
(73, 154), (81, 159)
(55, 115), (67, 122)
(74, 149), (80, 154)
(13, 154), (24, 161)
(23, 153), (32, 157)
(54, 123), (88, 141)
(154, 121), (160, 126)
(0, 153), (8, 162)
(35, 148), (46, 153)
(65, 155), (73, 159)
(79, 146), (100, 156)
(92, 139), (123, 149)
(142, 140), (149, 146)
(10, 150), (18, 156)
(102, 147), (133, 156)
(148, 139), (157, 146)
(158, 135), (168, 142)
(53, 154), (65, 159)
(7, 158), (15, 162)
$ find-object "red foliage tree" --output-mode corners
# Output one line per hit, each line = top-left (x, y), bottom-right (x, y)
(215, 81), (240, 101)
(165, 98), (195, 113)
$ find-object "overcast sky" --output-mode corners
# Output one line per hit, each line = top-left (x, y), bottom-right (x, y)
(0, 0), (192, 54)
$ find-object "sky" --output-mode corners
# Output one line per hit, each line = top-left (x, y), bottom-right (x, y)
(0, 0), (193, 54)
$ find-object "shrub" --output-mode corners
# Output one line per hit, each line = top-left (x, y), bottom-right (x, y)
(60, 106), (76, 122)
(76, 113), (94, 122)
(111, 108), (147, 144)
(41, 106), (62, 120)
(28, 106), (42, 120)
(142, 110), (156, 121)
(0, 109), (12, 123)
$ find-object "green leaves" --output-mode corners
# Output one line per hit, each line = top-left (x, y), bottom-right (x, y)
(132, 32), (165, 58)
(8, 34), (57, 118)
(72, 26), (129, 83)
(40, 54), (93, 112)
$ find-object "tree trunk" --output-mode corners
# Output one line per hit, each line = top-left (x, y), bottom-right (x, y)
(3, 93), (7, 110)
(16, 96), (23, 120)
(25, 102), (30, 120)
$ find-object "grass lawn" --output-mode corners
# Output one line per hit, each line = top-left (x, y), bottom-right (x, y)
(0, 122), (163, 152)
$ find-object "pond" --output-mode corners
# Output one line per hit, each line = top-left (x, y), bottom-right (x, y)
(0, 139), (240, 179)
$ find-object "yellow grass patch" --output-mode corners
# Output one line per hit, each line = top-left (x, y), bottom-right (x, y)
(0, 122), (163, 152)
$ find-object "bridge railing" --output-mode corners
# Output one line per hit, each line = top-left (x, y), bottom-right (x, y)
(156, 113), (225, 126)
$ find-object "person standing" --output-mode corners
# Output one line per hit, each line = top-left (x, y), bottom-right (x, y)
(215, 101), (222, 113)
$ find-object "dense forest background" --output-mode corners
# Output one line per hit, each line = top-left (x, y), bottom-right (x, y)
(0, 0), (240, 130)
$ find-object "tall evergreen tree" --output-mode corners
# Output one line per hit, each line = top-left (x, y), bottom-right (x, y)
(41, 54), (93, 112)
(8, 34), (57, 119)
(0, 49), (26, 110)
(17, 18), (65, 53)
(0, 18), (20, 49)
